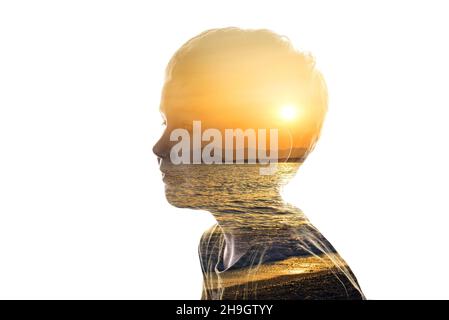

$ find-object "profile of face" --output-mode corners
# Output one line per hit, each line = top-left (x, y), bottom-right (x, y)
(153, 28), (326, 208)
(153, 28), (364, 300)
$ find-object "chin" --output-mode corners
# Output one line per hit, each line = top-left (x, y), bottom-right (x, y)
(162, 181), (189, 209)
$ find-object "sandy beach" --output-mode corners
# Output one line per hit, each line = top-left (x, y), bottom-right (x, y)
(202, 254), (364, 300)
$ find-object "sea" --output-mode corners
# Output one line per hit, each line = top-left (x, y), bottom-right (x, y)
(161, 162), (338, 268)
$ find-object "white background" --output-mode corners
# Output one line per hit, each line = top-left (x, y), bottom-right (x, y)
(1, 1), (448, 299)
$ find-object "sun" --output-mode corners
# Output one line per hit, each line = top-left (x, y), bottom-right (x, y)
(280, 105), (298, 121)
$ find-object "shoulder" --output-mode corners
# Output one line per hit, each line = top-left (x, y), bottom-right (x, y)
(198, 224), (225, 271)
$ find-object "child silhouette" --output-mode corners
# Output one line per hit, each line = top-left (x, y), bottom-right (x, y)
(153, 28), (364, 300)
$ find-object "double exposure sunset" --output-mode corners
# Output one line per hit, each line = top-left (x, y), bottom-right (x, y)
(157, 28), (327, 161)
(153, 28), (364, 300)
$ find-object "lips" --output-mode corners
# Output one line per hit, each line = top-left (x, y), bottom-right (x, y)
(157, 157), (166, 173)
(158, 158), (168, 181)
(159, 168), (167, 180)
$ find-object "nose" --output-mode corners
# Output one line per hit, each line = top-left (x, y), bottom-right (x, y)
(152, 140), (164, 159)
(153, 134), (170, 160)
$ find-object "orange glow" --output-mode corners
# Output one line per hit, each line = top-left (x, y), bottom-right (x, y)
(161, 28), (327, 157)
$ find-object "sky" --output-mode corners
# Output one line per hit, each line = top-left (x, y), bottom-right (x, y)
(159, 28), (328, 155)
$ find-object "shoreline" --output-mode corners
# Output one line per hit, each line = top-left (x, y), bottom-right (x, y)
(203, 254), (364, 300)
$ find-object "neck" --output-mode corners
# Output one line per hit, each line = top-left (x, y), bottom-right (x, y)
(209, 200), (304, 271)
